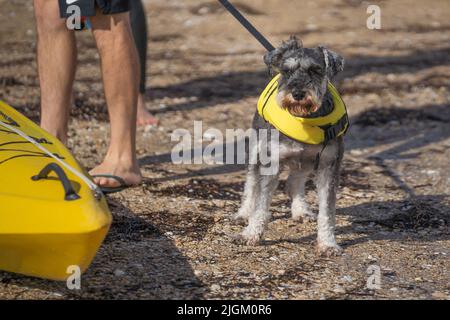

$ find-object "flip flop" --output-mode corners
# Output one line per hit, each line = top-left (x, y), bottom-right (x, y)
(91, 174), (131, 195)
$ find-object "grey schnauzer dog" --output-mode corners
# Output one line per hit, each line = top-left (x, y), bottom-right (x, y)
(234, 37), (345, 256)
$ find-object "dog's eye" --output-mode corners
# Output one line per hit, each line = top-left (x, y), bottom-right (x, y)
(308, 65), (323, 76)
(281, 66), (294, 74)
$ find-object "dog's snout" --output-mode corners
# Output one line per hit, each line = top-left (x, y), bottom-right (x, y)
(293, 91), (306, 101)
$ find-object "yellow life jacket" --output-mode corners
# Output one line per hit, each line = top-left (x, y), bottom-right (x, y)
(257, 74), (349, 145)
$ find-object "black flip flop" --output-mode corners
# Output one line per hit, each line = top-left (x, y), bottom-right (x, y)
(91, 174), (131, 195)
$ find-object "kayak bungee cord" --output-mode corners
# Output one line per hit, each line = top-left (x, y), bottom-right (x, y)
(0, 119), (103, 199)
(0, 148), (56, 165)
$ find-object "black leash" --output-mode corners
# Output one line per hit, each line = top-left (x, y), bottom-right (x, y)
(218, 0), (330, 171)
(218, 0), (275, 52)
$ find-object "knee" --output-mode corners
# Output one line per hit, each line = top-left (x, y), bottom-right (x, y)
(34, 0), (66, 35)
(95, 29), (130, 57)
(93, 13), (133, 46)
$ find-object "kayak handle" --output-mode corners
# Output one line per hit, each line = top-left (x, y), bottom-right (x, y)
(31, 163), (81, 201)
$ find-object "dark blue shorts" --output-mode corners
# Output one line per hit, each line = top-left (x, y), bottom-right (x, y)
(59, 0), (130, 18)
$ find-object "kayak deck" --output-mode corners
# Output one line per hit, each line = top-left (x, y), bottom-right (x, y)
(0, 101), (112, 281)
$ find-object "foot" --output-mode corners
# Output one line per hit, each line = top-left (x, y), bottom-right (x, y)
(316, 242), (343, 257)
(292, 201), (316, 222)
(240, 224), (265, 246)
(137, 94), (158, 127)
(232, 206), (252, 225)
(90, 159), (142, 189)
(231, 231), (262, 246)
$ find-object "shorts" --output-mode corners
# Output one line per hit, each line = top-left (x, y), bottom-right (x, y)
(59, 0), (130, 18)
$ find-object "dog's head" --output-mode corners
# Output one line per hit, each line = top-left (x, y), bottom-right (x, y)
(264, 36), (344, 117)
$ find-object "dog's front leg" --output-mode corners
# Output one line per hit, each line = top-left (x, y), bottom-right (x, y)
(234, 164), (260, 223)
(235, 142), (260, 223)
(315, 143), (343, 256)
(287, 168), (315, 221)
(241, 169), (279, 245)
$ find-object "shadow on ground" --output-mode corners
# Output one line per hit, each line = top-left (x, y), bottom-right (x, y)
(0, 199), (206, 299)
(139, 103), (450, 185)
(262, 195), (450, 247)
(2, 45), (449, 122)
(338, 195), (450, 246)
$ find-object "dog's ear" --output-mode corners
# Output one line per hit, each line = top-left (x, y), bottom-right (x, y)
(264, 36), (303, 75)
(263, 49), (283, 75)
(319, 46), (345, 79)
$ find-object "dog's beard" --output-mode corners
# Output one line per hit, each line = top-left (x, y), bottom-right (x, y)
(278, 91), (320, 117)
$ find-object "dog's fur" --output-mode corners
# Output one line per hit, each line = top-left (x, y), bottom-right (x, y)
(234, 37), (345, 256)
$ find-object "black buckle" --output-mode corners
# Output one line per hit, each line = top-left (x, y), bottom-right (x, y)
(325, 126), (338, 141)
(322, 116), (349, 143)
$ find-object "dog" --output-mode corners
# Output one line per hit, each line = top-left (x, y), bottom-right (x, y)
(234, 37), (347, 256)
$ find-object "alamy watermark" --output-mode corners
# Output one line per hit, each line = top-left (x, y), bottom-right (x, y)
(366, 265), (382, 290)
(66, 265), (81, 290)
(367, 5), (382, 30)
(171, 121), (280, 175)
(66, 4), (82, 30)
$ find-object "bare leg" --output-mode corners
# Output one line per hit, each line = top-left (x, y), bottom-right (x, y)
(33, 0), (76, 143)
(89, 11), (142, 188)
(130, 0), (158, 127)
(287, 167), (315, 221)
(137, 94), (158, 127)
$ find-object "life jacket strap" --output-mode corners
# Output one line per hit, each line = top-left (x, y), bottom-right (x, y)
(320, 114), (349, 143)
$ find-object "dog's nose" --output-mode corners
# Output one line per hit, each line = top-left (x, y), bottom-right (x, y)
(293, 91), (306, 101)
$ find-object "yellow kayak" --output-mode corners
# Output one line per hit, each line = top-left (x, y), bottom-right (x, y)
(0, 100), (112, 281)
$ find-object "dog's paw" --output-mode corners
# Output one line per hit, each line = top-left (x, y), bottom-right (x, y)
(228, 232), (262, 246)
(316, 243), (343, 257)
(232, 210), (250, 226)
(243, 235), (262, 246)
(240, 226), (264, 246)
(292, 206), (317, 222)
(227, 232), (246, 244)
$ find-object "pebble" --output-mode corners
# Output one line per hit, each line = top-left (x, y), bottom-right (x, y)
(349, 149), (364, 156)
(132, 264), (144, 270)
(144, 125), (155, 133)
(342, 275), (353, 283)
(305, 23), (318, 31)
(194, 270), (203, 277)
(390, 287), (399, 291)
(277, 270), (286, 276)
(114, 269), (126, 277)
(431, 291), (448, 299)
(333, 285), (346, 294)
(198, 7), (210, 15)
(386, 73), (396, 81)
(211, 284), (221, 292)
